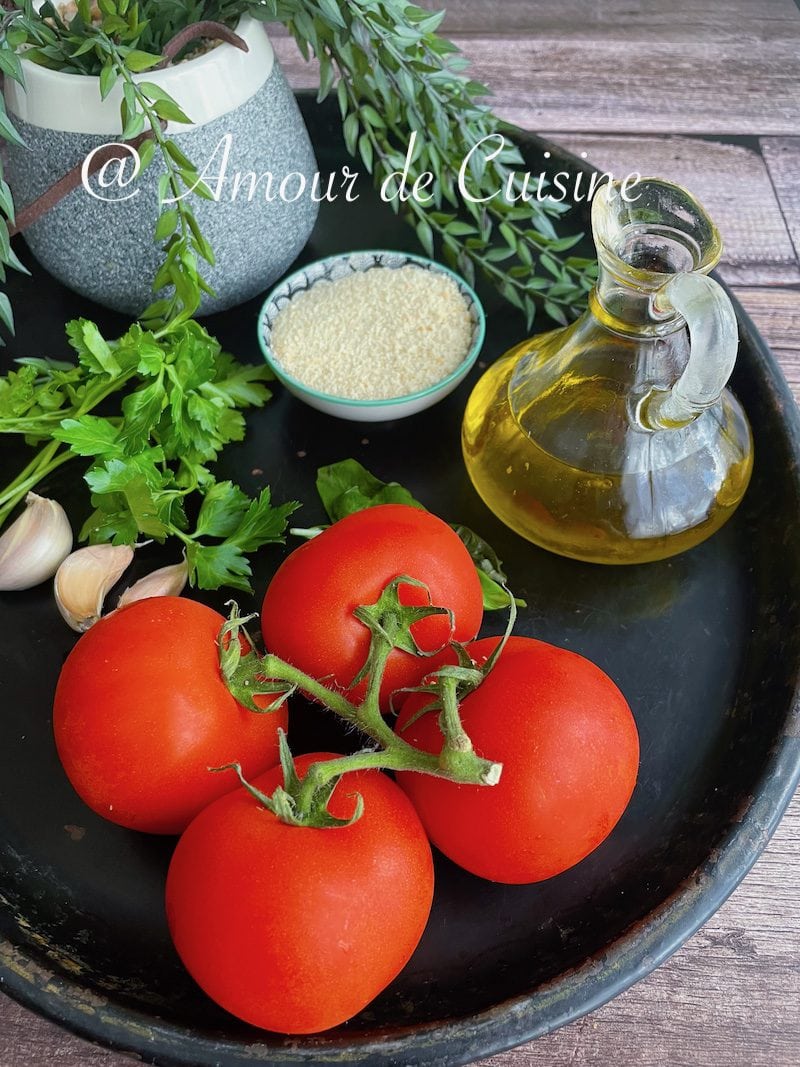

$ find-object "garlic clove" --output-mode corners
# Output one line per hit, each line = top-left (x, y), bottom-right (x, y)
(117, 558), (188, 610)
(0, 493), (74, 592)
(54, 544), (134, 632)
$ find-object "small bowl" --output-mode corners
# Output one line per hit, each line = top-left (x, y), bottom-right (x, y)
(257, 250), (486, 422)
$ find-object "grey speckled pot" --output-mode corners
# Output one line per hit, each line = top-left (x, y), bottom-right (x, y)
(3, 17), (319, 316)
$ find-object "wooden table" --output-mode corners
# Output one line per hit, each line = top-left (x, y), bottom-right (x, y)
(3, 1), (800, 1064)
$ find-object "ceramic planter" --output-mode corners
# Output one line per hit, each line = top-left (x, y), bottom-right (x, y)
(3, 16), (319, 315)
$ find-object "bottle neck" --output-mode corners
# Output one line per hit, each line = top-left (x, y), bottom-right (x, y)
(591, 256), (686, 338)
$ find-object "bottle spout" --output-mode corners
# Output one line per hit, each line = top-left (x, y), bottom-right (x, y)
(640, 272), (739, 429)
(591, 178), (726, 337)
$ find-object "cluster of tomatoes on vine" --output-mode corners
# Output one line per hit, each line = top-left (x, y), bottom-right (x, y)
(53, 503), (639, 1034)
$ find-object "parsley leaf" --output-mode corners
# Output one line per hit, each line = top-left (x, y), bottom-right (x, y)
(66, 318), (122, 378)
(228, 491), (301, 554)
(54, 415), (122, 458)
(187, 486), (300, 592)
(0, 316), (297, 591)
(195, 480), (251, 539)
(186, 541), (254, 593)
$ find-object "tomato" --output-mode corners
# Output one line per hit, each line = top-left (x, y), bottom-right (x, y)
(396, 636), (639, 884)
(53, 596), (286, 835)
(166, 753), (434, 1034)
(261, 504), (483, 708)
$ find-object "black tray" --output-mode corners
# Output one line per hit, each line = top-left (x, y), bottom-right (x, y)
(1, 95), (799, 1067)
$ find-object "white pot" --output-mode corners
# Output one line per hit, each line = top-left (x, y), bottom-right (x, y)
(3, 17), (319, 316)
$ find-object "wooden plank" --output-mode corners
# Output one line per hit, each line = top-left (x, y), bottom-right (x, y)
(272, 0), (800, 37)
(2, 786), (798, 1066)
(546, 135), (800, 286)
(733, 287), (800, 401)
(433, 34), (800, 136)
(761, 139), (800, 264)
(0, 998), (123, 1065)
(421, 0), (800, 35)
(271, 12), (800, 136)
(732, 287), (800, 354)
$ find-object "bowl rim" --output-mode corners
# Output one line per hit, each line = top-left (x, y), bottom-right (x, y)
(256, 249), (487, 409)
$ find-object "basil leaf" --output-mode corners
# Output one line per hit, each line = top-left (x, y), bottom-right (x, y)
(315, 460), (523, 610)
(450, 523), (507, 584)
(316, 459), (424, 522)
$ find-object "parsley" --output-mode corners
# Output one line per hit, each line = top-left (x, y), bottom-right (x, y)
(0, 317), (298, 592)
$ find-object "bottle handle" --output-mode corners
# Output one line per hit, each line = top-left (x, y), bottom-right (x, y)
(642, 273), (739, 430)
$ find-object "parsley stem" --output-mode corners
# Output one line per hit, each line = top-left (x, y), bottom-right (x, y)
(0, 444), (74, 526)
(0, 414), (67, 432)
(0, 439), (62, 508)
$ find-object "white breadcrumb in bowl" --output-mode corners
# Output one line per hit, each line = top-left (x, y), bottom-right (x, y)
(269, 265), (474, 401)
(258, 251), (486, 422)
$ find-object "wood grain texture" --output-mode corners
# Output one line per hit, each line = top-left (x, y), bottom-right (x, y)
(270, 0), (800, 36)
(761, 139), (800, 265)
(547, 135), (800, 286)
(273, 0), (800, 136)
(734, 288), (800, 355)
(734, 287), (800, 397)
(423, 0), (800, 36)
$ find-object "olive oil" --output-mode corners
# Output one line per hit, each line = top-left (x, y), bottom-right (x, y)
(462, 350), (753, 565)
(461, 179), (754, 565)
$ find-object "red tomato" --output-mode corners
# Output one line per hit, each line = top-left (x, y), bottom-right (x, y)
(396, 636), (639, 884)
(53, 596), (286, 835)
(166, 753), (434, 1034)
(261, 505), (483, 708)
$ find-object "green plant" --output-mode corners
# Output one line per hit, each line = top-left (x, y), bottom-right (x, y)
(0, 0), (219, 329)
(0, 0), (595, 342)
(0, 314), (299, 589)
(248, 0), (596, 325)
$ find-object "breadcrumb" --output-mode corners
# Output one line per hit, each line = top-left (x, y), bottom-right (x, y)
(270, 265), (473, 401)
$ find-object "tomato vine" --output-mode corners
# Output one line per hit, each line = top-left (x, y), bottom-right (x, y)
(216, 575), (518, 827)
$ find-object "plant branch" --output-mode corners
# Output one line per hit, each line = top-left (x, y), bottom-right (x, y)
(247, 0), (595, 326)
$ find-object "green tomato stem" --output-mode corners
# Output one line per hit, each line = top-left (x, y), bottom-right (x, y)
(259, 653), (361, 727)
(438, 673), (475, 755)
(224, 585), (504, 830)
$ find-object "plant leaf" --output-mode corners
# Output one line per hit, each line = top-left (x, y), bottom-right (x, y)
(194, 479), (251, 538)
(124, 49), (162, 72)
(316, 459), (424, 523)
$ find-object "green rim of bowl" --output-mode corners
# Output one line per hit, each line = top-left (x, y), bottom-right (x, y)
(256, 250), (487, 408)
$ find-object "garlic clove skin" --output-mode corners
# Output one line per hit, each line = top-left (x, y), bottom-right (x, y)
(0, 493), (74, 592)
(117, 558), (188, 610)
(55, 544), (134, 632)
